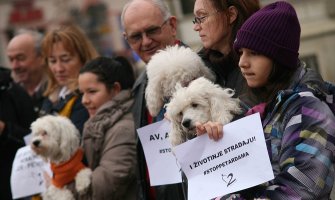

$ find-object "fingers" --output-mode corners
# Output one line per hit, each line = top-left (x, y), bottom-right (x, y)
(196, 121), (223, 141)
(196, 122), (206, 135)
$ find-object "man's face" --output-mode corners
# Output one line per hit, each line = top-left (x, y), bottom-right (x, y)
(7, 34), (44, 84)
(123, 1), (177, 63)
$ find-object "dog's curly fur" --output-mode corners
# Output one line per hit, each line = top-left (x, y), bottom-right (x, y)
(145, 45), (216, 117)
(166, 77), (243, 147)
(30, 115), (92, 200)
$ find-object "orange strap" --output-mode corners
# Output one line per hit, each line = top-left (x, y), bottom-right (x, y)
(51, 148), (86, 188)
(58, 96), (78, 117)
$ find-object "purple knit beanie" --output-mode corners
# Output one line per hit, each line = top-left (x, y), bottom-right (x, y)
(234, 1), (301, 69)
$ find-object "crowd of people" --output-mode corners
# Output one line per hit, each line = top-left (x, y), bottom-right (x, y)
(0, 0), (334, 200)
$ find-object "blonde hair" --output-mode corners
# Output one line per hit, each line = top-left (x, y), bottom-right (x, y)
(42, 24), (99, 101)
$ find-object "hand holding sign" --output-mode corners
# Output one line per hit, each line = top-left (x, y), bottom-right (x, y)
(173, 113), (274, 200)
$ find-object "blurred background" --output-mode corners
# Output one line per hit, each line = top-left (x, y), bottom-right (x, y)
(0, 0), (334, 81)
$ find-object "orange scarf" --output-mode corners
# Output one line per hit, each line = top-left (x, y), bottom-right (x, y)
(51, 148), (86, 188)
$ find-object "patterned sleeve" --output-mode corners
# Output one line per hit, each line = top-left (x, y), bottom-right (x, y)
(263, 94), (335, 199)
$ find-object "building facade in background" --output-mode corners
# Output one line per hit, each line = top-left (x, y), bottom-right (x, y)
(0, 0), (334, 81)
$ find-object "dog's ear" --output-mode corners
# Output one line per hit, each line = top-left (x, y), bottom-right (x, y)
(209, 87), (242, 124)
(168, 120), (185, 147)
(145, 80), (164, 117)
(58, 118), (80, 160)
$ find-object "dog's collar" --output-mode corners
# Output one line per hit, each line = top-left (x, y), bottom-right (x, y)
(51, 148), (86, 188)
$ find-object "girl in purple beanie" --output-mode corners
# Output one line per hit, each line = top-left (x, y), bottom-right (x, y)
(197, 1), (335, 199)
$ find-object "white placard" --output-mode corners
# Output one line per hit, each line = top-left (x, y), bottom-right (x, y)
(10, 146), (51, 199)
(173, 113), (274, 200)
(137, 119), (182, 186)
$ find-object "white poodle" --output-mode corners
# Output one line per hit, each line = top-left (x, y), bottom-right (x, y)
(30, 115), (92, 200)
(145, 45), (216, 117)
(166, 77), (243, 147)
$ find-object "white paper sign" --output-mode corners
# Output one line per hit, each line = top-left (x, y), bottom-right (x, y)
(173, 113), (274, 200)
(137, 119), (182, 186)
(10, 146), (51, 199)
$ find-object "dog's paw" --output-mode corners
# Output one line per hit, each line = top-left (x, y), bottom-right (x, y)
(75, 168), (92, 194)
(43, 185), (75, 200)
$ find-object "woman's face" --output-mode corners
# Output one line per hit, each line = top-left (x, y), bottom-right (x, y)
(193, 0), (234, 54)
(78, 72), (117, 117)
(47, 42), (83, 87)
(238, 48), (273, 88)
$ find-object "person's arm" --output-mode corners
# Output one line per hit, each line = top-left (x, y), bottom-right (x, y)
(261, 98), (335, 199)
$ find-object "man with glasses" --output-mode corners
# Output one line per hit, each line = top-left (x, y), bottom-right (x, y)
(121, 0), (186, 200)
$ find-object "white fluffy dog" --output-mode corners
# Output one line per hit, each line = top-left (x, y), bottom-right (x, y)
(166, 77), (243, 147)
(145, 45), (216, 117)
(30, 115), (92, 200)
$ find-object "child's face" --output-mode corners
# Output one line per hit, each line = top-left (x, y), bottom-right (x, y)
(238, 48), (273, 88)
(78, 72), (116, 117)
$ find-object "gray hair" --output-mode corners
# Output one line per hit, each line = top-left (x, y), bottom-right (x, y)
(15, 29), (44, 56)
(121, 0), (171, 27)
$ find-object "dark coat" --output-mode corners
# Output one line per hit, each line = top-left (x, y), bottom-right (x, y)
(0, 67), (36, 200)
(132, 68), (186, 200)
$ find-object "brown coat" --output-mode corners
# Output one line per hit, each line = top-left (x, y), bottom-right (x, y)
(82, 90), (137, 200)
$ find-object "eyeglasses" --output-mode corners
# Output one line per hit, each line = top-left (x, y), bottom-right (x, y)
(193, 11), (220, 25)
(125, 19), (169, 45)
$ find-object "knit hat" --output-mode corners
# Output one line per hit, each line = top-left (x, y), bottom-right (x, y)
(234, 1), (301, 69)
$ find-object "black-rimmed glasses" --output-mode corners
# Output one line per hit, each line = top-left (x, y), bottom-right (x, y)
(125, 19), (169, 45)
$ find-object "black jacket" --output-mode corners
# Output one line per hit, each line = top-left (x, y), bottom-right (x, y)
(0, 67), (36, 200)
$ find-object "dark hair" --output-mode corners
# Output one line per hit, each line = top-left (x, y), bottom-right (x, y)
(80, 56), (135, 90)
(201, 0), (260, 66)
(247, 62), (296, 104)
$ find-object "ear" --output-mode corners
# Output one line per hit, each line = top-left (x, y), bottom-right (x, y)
(209, 92), (225, 122)
(209, 88), (239, 124)
(228, 6), (238, 24)
(111, 82), (121, 96)
(167, 16), (178, 37)
(145, 81), (164, 117)
(123, 31), (127, 40)
(169, 121), (184, 147)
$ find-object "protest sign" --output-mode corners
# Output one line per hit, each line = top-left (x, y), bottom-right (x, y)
(173, 113), (274, 200)
(11, 146), (51, 199)
(137, 119), (182, 186)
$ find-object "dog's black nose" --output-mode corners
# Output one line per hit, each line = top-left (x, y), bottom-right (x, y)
(182, 119), (191, 128)
(33, 140), (40, 147)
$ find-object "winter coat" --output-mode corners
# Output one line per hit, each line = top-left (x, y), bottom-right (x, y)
(233, 66), (335, 199)
(82, 90), (137, 200)
(0, 67), (36, 200)
(132, 43), (187, 200)
(40, 92), (89, 134)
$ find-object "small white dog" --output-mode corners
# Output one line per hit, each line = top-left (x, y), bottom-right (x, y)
(166, 77), (243, 147)
(145, 45), (216, 117)
(30, 115), (92, 200)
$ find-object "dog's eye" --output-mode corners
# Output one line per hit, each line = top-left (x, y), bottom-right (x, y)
(41, 131), (47, 136)
(178, 112), (183, 116)
(191, 103), (198, 108)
